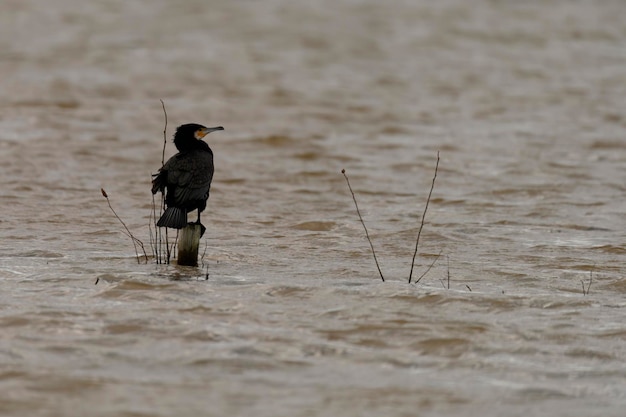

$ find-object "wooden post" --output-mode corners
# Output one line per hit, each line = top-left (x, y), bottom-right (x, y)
(177, 224), (202, 266)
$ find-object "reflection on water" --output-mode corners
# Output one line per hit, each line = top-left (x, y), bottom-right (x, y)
(1, 0), (626, 416)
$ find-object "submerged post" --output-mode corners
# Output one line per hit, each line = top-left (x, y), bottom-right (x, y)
(177, 224), (202, 266)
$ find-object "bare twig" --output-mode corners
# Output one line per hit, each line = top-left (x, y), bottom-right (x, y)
(200, 239), (209, 280)
(148, 197), (155, 260)
(101, 188), (148, 263)
(583, 267), (593, 296)
(165, 228), (170, 264)
(409, 151), (440, 283)
(201, 239), (208, 260)
(153, 99), (174, 264)
(166, 229), (178, 263)
(413, 250), (442, 284)
(151, 194), (159, 263)
(160, 99), (168, 166)
(342, 169), (385, 282)
(159, 100), (168, 264)
(446, 254), (450, 289)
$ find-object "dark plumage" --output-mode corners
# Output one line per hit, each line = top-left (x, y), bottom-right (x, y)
(151, 123), (224, 235)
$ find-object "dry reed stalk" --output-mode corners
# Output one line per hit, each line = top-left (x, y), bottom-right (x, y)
(408, 151), (439, 283)
(582, 267), (593, 296)
(412, 250), (442, 285)
(150, 194), (159, 263)
(342, 152), (441, 283)
(150, 99), (173, 264)
(446, 254), (450, 289)
(341, 169), (385, 282)
(200, 240), (210, 280)
(101, 188), (148, 263)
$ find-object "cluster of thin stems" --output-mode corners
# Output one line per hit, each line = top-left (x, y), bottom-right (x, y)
(101, 188), (148, 264)
(342, 151), (440, 283)
(101, 100), (177, 266)
(149, 99), (176, 264)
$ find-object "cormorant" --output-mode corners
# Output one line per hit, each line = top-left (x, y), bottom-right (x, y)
(151, 123), (224, 236)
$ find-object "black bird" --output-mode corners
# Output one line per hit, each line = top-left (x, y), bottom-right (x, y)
(151, 123), (224, 236)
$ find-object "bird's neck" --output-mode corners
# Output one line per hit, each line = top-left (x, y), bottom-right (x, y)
(174, 139), (211, 153)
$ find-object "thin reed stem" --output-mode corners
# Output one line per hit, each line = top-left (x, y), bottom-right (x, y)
(148, 197), (155, 259)
(342, 169), (385, 282)
(408, 152), (440, 283)
(154, 99), (171, 264)
(101, 188), (148, 263)
(200, 240), (209, 280)
(165, 227), (170, 264)
(160, 99), (167, 166)
(583, 266), (593, 296)
(413, 250), (442, 284)
(446, 254), (450, 289)
(151, 194), (160, 263)
(160, 100), (168, 263)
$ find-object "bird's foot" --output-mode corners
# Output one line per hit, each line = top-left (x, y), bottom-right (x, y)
(188, 221), (206, 238)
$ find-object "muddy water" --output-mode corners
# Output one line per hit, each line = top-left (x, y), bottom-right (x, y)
(1, 1), (626, 416)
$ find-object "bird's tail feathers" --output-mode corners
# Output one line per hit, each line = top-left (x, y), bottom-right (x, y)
(156, 207), (187, 229)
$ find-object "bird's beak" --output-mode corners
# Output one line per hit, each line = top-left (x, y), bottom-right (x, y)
(196, 126), (224, 139)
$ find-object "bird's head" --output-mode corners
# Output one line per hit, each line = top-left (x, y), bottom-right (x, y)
(173, 123), (224, 151)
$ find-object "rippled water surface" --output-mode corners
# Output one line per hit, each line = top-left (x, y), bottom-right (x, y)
(1, 1), (626, 416)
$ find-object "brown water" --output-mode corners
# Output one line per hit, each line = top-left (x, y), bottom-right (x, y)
(1, 0), (626, 416)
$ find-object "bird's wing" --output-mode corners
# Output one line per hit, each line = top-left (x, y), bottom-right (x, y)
(151, 169), (167, 194)
(163, 151), (214, 205)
